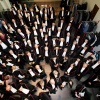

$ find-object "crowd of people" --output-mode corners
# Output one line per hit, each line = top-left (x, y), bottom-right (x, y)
(0, 0), (100, 100)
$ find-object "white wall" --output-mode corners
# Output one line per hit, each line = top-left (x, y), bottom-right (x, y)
(0, 0), (11, 11)
(82, 0), (100, 32)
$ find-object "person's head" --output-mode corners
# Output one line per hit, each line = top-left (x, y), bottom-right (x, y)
(83, 63), (88, 68)
(42, 23), (46, 27)
(77, 58), (81, 62)
(60, 38), (64, 41)
(34, 21), (37, 25)
(85, 39), (88, 43)
(34, 44), (39, 48)
(45, 46), (48, 51)
(40, 28), (43, 32)
(24, 3), (27, 7)
(17, 29), (21, 33)
(55, 46), (59, 50)
(35, 65), (40, 70)
(64, 48), (67, 52)
(4, 75), (9, 80)
(52, 56), (57, 60)
(62, 7), (64, 11)
(67, 32), (70, 36)
(26, 51), (31, 56)
(12, 19), (15, 22)
(32, 26), (36, 30)
(26, 29), (30, 34)
(12, 66), (16, 70)
(40, 80), (44, 86)
(30, 8), (33, 12)
(2, 20), (6, 25)
(44, 4), (47, 8)
(6, 85), (11, 91)
(0, 32), (3, 36)
(77, 35), (80, 39)
(58, 27), (61, 31)
(36, 15), (39, 18)
(73, 40), (77, 45)
(50, 78), (55, 84)
(53, 70), (58, 75)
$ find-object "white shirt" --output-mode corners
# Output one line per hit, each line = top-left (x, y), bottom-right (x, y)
(80, 67), (85, 73)
(86, 60), (90, 64)
(35, 24), (38, 29)
(14, 22), (17, 27)
(48, 30), (51, 36)
(62, 11), (64, 16)
(21, 21), (24, 25)
(76, 38), (79, 44)
(38, 69), (42, 73)
(81, 49), (85, 54)
(12, 54), (17, 59)
(27, 34), (30, 40)
(13, 10), (16, 15)
(62, 51), (66, 57)
(12, 66), (19, 73)
(92, 62), (99, 69)
(60, 22), (63, 29)
(24, 40), (27, 46)
(82, 42), (87, 48)
(37, 19), (40, 24)
(15, 44), (20, 49)
(45, 38), (47, 41)
(45, 21), (47, 26)
(4, 25), (8, 30)
(45, 50), (48, 57)
(66, 36), (70, 43)
(71, 44), (75, 50)
(41, 86), (44, 89)
(53, 59), (56, 64)
(0, 42), (7, 49)
(67, 67), (72, 73)
(10, 26), (15, 32)
(36, 48), (39, 54)
(28, 69), (35, 76)
(56, 50), (58, 56)
(28, 17), (30, 21)
(31, 12), (34, 17)
(51, 13), (53, 19)
(21, 87), (29, 94)
(54, 74), (58, 78)
(43, 27), (46, 32)
(7, 39), (12, 44)
(53, 40), (56, 45)
(74, 61), (78, 66)
(35, 6), (39, 11)
(0, 59), (2, 64)
(35, 39), (39, 44)
(34, 30), (38, 35)
(7, 62), (14, 66)
(0, 71), (3, 75)
(66, 26), (70, 31)
(62, 82), (67, 86)
(51, 84), (55, 89)
(57, 31), (60, 37)
(52, 26), (54, 31)
(41, 32), (44, 38)
(11, 86), (17, 93)
(19, 32), (25, 38)
(60, 41), (63, 46)
(29, 55), (33, 61)
(67, 11), (70, 15)
(93, 78), (98, 81)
